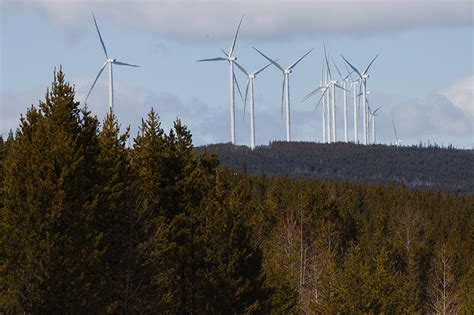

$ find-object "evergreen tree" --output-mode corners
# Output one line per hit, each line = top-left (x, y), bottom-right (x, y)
(95, 112), (134, 312)
(0, 68), (105, 312)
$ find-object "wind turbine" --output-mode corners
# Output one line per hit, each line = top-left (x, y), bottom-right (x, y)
(368, 104), (382, 144)
(392, 116), (403, 146)
(85, 13), (140, 114)
(196, 15), (244, 145)
(324, 48), (348, 143)
(344, 61), (362, 144)
(341, 54), (378, 145)
(332, 58), (353, 143)
(253, 47), (313, 142)
(234, 61), (272, 149)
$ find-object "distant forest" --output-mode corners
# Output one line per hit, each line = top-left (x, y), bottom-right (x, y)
(1, 69), (473, 313)
(198, 142), (474, 194)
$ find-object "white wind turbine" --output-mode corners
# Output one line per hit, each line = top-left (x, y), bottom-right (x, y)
(253, 47), (313, 142)
(344, 62), (361, 144)
(84, 13), (140, 114)
(332, 58), (353, 143)
(324, 49), (348, 143)
(392, 116), (403, 146)
(368, 104), (382, 144)
(234, 61), (272, 150)
(341, 54), (378, 145)
(196, 15), (244, 145)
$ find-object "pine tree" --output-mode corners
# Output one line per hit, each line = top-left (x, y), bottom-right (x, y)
(0, 68), (105, 312)
(128, 108), (169, 312)
(95, 112), (135, 312)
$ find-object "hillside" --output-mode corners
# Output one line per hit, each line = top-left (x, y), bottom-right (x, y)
(197, 142), (474, 194)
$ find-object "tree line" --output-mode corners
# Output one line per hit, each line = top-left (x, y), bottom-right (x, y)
(1, 68), (473, 313)
(198, 141), (474, 194)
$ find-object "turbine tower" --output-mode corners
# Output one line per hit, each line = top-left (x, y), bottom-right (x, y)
(254, 47), (313, 142)
(85, 13), (140, 114)
(234, 61), (272, 149)
(196, 15), (244, 145)
(341, 54), (378, 145)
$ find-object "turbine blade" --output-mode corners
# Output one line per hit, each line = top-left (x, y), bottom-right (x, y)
(234, 61), (249, 76)
(243, 79), (250, 121)
(244, 79), (250, 111)
(92, 12), (108, 59)
(113, 60), (140, 67)
(196, 57), (227, 62)
(334, 83), (349, 92)
(287, 49), (313, 70)
(320, 59), (324, 85)
(341, 55), (362, 79)
(281, 78), (285, 119)
(392, 116), (399, 141)
(253, 62), (272, 76)
(220, 48), (229, 57)
(324, 45), (332, 80)
(343, 71), (353, 80)
(363, 54), (379, 75)
(84, 61), (108, 103)
(253, 47), (284, 72)
(332, 57), (343, 79)
(343, 62), (354, 81)
(314, 86), (329, 111)
(302, 86), (323, 102)
(234, 73), (244, 103)
(229, 14), (244, 56)
(373, 106), (382, 114)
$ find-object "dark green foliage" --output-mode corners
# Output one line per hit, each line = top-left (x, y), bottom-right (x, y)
(1, 68), (473, 313)
(130, 115), (268, 313)
(198, 141), (474, 193)
(1, 68), (105, 312)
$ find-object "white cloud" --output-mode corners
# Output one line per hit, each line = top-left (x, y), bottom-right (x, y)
(439, 76), (474, 117)
(9, 0), (473, 41)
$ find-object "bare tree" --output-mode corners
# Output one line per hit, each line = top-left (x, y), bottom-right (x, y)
(428, 243), (459, 314)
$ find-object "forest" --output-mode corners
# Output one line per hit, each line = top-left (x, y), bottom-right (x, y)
(198, 142), (474, 194)
(1, 68), (473, 313)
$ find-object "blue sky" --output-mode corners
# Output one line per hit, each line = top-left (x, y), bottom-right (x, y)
(1, 0), (473, 148)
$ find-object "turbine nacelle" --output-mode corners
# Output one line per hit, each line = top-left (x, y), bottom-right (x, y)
(284, 69), (292, 74)
(107, 58), (116, 63)
(249, 74), (256, 79)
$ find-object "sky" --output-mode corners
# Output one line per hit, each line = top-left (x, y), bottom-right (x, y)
(1, 0), (473, 148)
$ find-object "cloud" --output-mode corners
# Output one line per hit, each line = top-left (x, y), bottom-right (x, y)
(9, 0), (473, 41)
(439, 76), (474, 117)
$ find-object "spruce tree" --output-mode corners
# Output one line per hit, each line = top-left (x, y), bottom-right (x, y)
(0, 68), (105, 312)
(95, 112), (134, 312)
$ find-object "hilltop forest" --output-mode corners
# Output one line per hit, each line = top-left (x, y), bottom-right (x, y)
(198, 142), (474, 194)
(1, 69), (473, 313)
